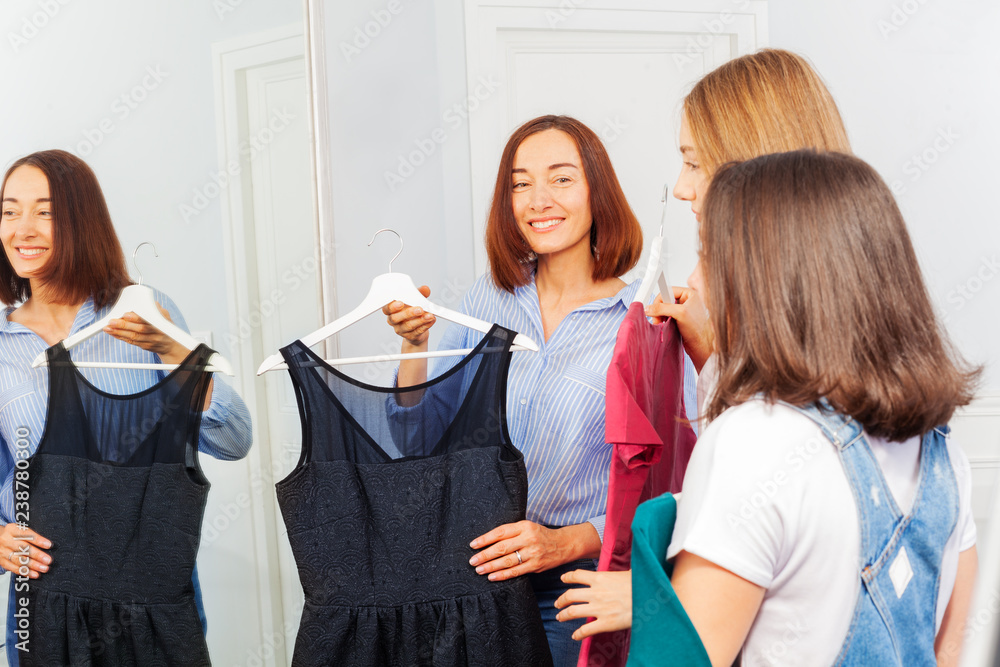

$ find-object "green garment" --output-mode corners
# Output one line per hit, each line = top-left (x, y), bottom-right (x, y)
(626, 493), (712, 666)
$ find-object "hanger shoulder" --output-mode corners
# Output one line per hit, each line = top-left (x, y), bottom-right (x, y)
(293, 272), (540, 355)
(634, 235), (664, 305)
(41, 285), (235, 375)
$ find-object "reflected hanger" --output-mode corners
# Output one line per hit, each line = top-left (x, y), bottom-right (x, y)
(634, 185), (675, 306)
(256, 229), (539, 374)
(31, 242), (234, 375)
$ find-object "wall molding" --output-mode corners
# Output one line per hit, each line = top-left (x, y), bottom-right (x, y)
(959, 392), (1000, 417)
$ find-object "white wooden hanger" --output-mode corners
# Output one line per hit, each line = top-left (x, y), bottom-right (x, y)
(634, 185), (676, 306)
(31, 243), (234, 375)
(256, 229), (539, 374)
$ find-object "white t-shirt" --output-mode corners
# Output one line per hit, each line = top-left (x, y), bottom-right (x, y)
(667, 399), (976, 666)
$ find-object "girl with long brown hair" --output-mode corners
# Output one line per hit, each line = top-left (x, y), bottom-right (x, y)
(666, 150), (978, 665)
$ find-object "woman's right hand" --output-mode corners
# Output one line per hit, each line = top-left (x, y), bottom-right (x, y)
(382, 285), (437, 351)
(0, 523), (51, 578)
(646, 285), (713, 372)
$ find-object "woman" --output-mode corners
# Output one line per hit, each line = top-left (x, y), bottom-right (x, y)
(667, 151), (976, 665)
(554, 49), (855, 644)
(384, 114), (643, 664)
(0, 150), (252, 665)
(653, 48), (851, 376)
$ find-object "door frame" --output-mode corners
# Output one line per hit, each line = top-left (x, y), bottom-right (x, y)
(211, 23), (309, 667)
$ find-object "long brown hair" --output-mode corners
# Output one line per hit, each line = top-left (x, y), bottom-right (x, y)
(485, 115), (643, 292)
(685, 49), (851, 175)
(0, 150), (130, 307)
(701, 150), (979, 440)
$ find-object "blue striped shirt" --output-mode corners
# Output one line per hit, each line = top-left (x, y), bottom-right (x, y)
(398, 274), (643, 539)
(0, 288), (253, 524)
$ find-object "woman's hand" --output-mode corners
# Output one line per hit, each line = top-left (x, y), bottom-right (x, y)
(104, 304), (214, 409)
(646, 286), (712, 371)
(554, 569), (632, 640)
(381, 285), (436, 352)
(103, 304), (188, 364)
(468, 521), (601, 581)
(0, 523), (51, 579)
(382, 285), (435, 400)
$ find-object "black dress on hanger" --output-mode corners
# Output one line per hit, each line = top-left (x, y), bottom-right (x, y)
(21, 342), (214, 666)
(277, 325), (552, 666)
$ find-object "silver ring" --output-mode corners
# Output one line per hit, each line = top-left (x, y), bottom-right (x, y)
(515, 550), (522, 565)
(6, 551), (14, 562)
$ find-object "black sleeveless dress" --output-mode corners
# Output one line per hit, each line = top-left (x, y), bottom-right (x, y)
(21, 342), (214, 667)
(277, 325), (552, 667)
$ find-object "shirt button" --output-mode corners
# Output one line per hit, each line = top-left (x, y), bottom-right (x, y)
(519, 398), (527, 405)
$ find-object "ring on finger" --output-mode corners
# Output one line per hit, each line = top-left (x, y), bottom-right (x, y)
(515, 550), (522, 565)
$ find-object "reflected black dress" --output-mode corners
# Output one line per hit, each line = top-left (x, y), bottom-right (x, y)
(21, 343), (213, 667)
(277, 325), (552, 666)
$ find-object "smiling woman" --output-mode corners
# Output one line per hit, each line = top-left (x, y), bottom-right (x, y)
(0, 159), (130, 312)
(383, 115), (643, 666)
(0, 150), (252, 667)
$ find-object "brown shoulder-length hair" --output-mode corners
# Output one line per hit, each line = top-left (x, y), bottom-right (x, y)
(485, 115), (643, 292)
(701, 150), (980, 441)
(685, 49), (851, 176)
(0, 150), (130, 308)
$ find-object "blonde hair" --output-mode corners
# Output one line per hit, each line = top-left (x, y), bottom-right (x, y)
(684, 49), (851, 175)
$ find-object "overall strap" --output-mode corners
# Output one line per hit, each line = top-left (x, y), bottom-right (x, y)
(782, 399), (864, 452)
(779, 399), (903, 561)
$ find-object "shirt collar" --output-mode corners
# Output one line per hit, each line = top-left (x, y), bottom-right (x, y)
(0, 296), (99, 335)
(514, 275), (639, 313)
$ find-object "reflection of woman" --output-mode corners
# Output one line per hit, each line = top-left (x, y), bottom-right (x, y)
(0, 150), (252, 665)
(384, 115), (643, 664)
(554, 49), (853, 636)
(665, 150), (977, 665)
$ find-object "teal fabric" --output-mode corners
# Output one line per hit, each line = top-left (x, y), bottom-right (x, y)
(626, 493), (711, 667)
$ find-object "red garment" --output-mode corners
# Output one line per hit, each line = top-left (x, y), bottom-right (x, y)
(578, 301), (697, 667)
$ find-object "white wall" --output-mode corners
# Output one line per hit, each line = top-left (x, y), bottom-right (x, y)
(769, 0), (1000, 393)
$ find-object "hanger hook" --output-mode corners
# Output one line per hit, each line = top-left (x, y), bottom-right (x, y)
(367, 228), (403, 273)
(132, 242), (158, 286)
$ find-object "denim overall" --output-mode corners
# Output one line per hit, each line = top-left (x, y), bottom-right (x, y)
(788, 401), (957, 667)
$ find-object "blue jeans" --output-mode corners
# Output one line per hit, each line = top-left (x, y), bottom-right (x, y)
(529, 558), (597, 667)
(4, 566), (207, 666)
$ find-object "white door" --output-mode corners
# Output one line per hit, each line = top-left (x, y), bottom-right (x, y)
(464, 0), (768, 286)
(207, 26), (317, 667)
